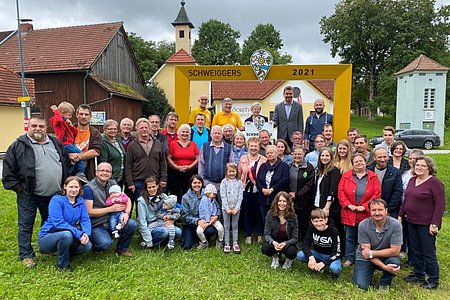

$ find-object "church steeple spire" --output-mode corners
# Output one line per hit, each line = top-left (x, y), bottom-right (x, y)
(172, 1), (194, 54)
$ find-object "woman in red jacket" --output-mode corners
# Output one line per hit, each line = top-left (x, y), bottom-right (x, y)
(338, 153), (381, 267)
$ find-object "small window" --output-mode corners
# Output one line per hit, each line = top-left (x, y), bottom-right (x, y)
(419, 73), (426, 76)
(422, 122), (435, 130)
(179, 30), (185, 38)
(423, 88), (435, 109)
(436, 73), (443, 76)
(399, 123), (410, 130)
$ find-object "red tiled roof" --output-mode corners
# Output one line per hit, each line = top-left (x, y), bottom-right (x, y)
(0, 22), (123, 73)
(394, 54), (450, 76)
(0, 66), (35, 105)
(166, 48), (196, 63)
(211, 80), (285, 100)
(211, 80), (335, 101)
(308, 80), (335, 99)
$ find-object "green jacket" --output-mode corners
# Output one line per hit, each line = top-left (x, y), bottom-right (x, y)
(98, 134), (126, 182)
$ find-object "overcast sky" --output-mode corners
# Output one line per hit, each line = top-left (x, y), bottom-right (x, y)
(0, 0), (449, 64)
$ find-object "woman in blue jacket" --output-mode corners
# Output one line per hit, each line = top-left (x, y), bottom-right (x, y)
(38, 176), (91, 271)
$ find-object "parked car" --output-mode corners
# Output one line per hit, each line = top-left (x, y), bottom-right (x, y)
(395, 129), (440, 150)
(369, 136), (384, 147)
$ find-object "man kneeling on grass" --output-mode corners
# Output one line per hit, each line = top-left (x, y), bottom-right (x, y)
(352, 199), (402, 291)
(297, 208), (342, 279)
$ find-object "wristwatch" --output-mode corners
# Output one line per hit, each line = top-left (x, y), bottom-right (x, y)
(431, 224), (438, 228)
(369, 250), (373, 259)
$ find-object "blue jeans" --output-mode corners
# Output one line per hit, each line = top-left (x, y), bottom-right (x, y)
(408, 222), (439, 284)
(17, 192), (51, 260)
(242, 192), (264, 237)
(352, 257), (400, 290)
(90, 219), (137, 252)
(109, 212), (124, 233)
(182, 224), (217, 250)
(131, 180), (144, 217)
(150, 226), (182, 247)
(344, 225), (359, 262)
(38, 231), (92, 267)
(297, 250), (342, 275)
(65, 144), (85, 175)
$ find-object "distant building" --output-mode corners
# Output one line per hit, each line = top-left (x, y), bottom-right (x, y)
(394, 54), (449, 144)
(0, 22), (146, 131)
(0, 66), (35, 152)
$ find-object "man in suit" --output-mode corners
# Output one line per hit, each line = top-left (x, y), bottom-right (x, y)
(272, 86), (304, 147)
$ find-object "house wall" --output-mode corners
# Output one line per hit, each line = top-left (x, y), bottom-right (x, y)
(396, 71), (447, 143)
(0, 106), (24, 152)
(86, 78), (143, 125)
(153, 63), (209, 116)
(91, 28), (145, 93)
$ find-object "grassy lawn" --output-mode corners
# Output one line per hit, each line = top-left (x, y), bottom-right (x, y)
(0, 116), (448, 299)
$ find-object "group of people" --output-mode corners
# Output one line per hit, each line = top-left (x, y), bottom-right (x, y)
(2, 85), (444, 291)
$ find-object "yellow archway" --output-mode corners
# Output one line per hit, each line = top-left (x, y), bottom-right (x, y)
(175, 64), (352, 141)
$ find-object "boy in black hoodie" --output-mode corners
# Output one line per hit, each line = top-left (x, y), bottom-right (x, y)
(297, 208), (342, 278)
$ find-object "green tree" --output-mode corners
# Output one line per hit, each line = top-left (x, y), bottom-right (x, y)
(320, 0), (450, 118)
(142, 83), (174, 119)
(241, 24), (292, 65)
(191, 19), (241, 65)
(127, 33), (175, 82)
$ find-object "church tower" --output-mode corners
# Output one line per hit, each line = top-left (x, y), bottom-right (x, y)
(172, 1), (194, 54)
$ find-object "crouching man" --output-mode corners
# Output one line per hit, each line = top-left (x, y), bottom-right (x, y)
(353, 199), (402, 291)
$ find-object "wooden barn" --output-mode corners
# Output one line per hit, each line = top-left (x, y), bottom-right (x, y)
(0, 22), (146, 131)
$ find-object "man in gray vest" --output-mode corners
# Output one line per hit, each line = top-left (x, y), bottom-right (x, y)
(83, 162), (137, 256)
(3, 117), (69, 268)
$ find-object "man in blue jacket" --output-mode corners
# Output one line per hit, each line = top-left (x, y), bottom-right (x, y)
(2, 117), (69, 268)
(368, 147), (403, 218)
(304, 99), (333, 152)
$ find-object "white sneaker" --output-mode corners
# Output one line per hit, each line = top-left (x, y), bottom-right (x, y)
(282, 258), (293, 270)
(113, 232), (120, 239)
(271, 257), (280, 269)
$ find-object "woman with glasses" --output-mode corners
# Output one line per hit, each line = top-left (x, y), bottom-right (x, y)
(99, 119), (126, 188)
(305, 134), (326, 169)
(399, 156), (445, 290)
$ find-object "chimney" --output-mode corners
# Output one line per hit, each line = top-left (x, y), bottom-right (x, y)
(20, 22), (33, 34)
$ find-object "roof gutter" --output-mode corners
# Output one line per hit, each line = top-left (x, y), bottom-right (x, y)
(0, 30), (17, 46)
(83, 70), (90, 105)
(88, 92), (113, 106)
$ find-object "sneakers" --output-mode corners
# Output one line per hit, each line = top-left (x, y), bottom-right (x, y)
(197, 241), (209, 250)
(257, 236), (264, 243)
(233, 243), (241, 254)
(57, 265), (74, 272)
(224, 244), (231, 254)
(215, 240), (224, 250)
(112, 231), (120, 239)
(343, 260), (353, 267)
(245, 236), (252, 245)
(167, 240), (175, 250)
(271, 257), (280, 269)
(22, 258), (36, 268)
(282, 258), (293, 270)
(421, 281), (439, 290)
(76, 173), (88, 184)
(404, 273), (426, 284)
(115, 249), (133, 257)
(379, 285), (390, 292)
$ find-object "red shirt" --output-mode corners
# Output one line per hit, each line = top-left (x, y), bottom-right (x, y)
(161, 129), (178, 146)
(169, 141), (199, 166)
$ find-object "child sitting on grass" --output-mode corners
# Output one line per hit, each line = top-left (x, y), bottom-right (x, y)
(297, 208), (342, 279)
(50, 102), (87, 183)
(196, 184), (224, 250)
(105, 185), (130, 238)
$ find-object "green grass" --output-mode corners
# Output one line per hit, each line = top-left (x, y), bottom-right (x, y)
(1, 117), (448, 299)
(350, 115), (396, 140)
(0, 184), (449, 299)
